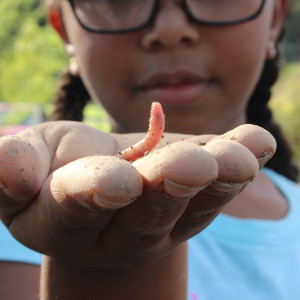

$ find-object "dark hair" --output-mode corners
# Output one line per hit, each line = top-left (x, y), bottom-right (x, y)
(50, 68), (90, 122)
(247, 47), (299, 182)
(50, 51), (299, 183)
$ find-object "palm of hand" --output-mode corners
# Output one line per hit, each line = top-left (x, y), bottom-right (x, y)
(0, 115), (275, 267)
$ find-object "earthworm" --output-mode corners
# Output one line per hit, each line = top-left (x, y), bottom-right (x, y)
(119, 102), (165, 161)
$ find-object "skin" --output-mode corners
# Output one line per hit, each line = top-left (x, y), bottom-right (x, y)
(0, 262), (40, 299)
(0, 0), (289, 299)
(0, 122), (275, 300)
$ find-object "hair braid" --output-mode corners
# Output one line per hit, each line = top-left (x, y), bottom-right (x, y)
(247, 54), (299, 182)
(50, 68), (90, 121)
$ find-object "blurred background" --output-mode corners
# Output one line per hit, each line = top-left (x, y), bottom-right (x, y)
(0, 0), (300, 164)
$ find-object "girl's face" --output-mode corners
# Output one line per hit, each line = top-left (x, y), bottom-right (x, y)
(54, 0), (287, 134)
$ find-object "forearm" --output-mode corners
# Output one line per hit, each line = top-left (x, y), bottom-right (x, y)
(40, 243), (187, 300)
(0, 262), (40, 300)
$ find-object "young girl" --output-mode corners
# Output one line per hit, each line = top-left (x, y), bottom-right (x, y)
(1, 0), (300, 299)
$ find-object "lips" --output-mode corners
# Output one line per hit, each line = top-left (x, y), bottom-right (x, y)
(136, 70), (212, 106)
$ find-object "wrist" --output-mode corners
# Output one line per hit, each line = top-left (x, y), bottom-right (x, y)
(40, 242), (188, 300)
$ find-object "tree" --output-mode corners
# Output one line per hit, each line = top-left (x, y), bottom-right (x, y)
(283, 1), (300, 61)
(0, 0), (67, 105)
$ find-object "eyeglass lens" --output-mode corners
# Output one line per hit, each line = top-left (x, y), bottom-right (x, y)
(71, 0), (264, 32)
(73, 0), (155, 31)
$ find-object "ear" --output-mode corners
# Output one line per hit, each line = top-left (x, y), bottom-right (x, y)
(48, 7), (80, 75)
(268, 0), (289, 42)
(47, 8), (70, 45)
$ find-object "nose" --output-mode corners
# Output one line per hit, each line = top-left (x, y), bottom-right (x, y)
(141, 2), (200, 50)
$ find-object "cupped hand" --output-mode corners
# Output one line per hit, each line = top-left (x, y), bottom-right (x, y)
(0, 121), (275, 267)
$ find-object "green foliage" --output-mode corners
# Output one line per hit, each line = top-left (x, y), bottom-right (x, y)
(0, 0), (67, 106)
(83, 103), (111, 132)
(1, 22), (67, 105)
(283, 0), (300, 61)
(271, 63), (300, 165)
(0, 0), (39, 55)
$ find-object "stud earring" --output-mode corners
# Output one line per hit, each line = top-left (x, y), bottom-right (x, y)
(65, 44), (79, 76)
(69, 57), (79, 76)
(267, 41), (277, 60)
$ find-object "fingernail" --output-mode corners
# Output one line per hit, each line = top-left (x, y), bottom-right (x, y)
(257, 152), (273, 168)
(206, 179), (252, 195)
(92, 193), (136, 209)
(163, 178), (205, 199)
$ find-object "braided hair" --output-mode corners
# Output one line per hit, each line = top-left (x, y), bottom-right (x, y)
(247, 47), (299, 182)
(50, 68), (90, 121)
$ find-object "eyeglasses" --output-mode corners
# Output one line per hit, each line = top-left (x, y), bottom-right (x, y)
(68, 0), (266, 34)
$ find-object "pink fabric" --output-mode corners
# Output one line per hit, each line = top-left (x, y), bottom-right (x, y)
(0, 125), (29, 136)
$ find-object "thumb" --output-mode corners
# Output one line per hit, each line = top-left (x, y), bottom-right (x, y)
(0, 135), (49, 224)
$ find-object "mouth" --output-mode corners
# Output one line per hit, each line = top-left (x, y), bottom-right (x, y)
(136, 70), (212, 106)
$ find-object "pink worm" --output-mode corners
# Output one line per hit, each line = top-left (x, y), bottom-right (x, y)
(119, 102), (165, 161)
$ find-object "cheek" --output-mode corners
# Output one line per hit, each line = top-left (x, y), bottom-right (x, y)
(76, 36), (136, 101)
(73, 35), (148, 130)
(214, 23), (269, 107)
(63, 6), (135, 103)
(216, 6), (273, 98)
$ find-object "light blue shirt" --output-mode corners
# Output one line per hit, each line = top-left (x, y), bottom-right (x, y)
(1, 167), (300, 300)
(188, 168), (300, 300)
(0, 221), (42, 265)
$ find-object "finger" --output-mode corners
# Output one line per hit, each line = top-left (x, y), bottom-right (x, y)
(171, 138), (259, 241)
(0, 135), (50, 225)
(204, 138), (259, 185)
(0, 121), (116, 225)
(18, 121), (116, 172)
(8, 155), (143, 257)
(101, 142), (219, 262)
(211, 124), (277, 168)
(50, 155), (143, 212)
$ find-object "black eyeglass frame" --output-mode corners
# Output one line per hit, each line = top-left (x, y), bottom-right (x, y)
(68, 0), (267, 34)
